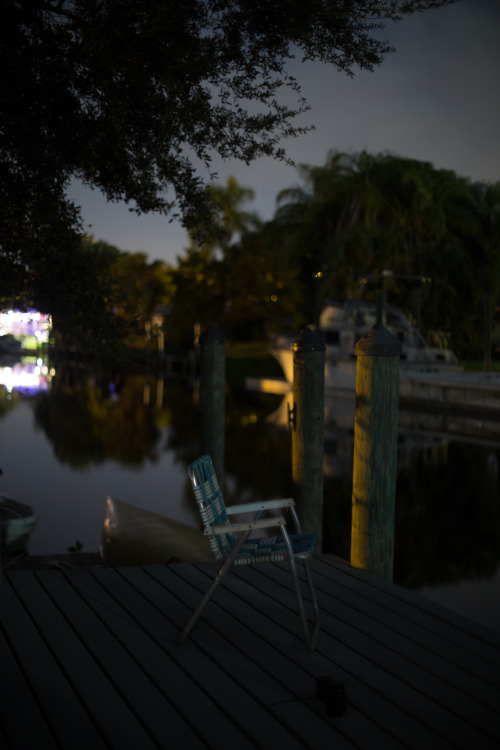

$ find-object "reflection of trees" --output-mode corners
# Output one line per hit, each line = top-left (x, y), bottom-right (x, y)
(322, 432), (500, 589)
(165, 378), (500, 589)
(224, 388), (292, 504)
(162, 381), (204, 466)
(0, 387), (21, 419)
(48, 362), (498, 590)
(34, 366), (164, 469)
(163, 380), (292, 505)
(323, 474), (352, 561)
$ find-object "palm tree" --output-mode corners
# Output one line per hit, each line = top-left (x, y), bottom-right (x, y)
(452, 181), (500, 368)
(275, 151), (387, 326)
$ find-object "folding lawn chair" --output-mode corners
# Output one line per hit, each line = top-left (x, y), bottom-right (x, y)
(178, 454), (320, 650)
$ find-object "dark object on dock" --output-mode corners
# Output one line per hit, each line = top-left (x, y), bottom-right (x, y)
(315, 674), (332, 700)
(325, 681), (347, 717)
(316, 675), (347, 716)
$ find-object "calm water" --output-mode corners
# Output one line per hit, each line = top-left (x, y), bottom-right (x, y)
(1, 359), (499, 634)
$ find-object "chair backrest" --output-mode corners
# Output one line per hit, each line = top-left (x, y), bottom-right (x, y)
(188, 455), (236, 561)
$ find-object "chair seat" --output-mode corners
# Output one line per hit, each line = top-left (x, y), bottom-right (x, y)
(232, 532), (316, 566)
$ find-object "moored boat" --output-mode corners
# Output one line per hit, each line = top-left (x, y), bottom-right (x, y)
(0, 495), (38, 555)
(271, 299), (462, 393)
(100, 496), (213, 566)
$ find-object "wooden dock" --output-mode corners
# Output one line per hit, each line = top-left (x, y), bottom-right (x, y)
(1, 556), (499, 749)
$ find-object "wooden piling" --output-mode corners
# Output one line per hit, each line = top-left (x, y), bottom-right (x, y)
(292, 327), (326, 550)
(200, 325), (225, 487)
(350, 323), (402, 580)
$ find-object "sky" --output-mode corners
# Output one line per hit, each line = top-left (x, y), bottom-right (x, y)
(68, 0), (500, 267)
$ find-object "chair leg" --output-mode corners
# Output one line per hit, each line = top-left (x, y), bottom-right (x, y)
(287, 554), (314, 649)
(179, 532), (250, 645)
(280, 529), (320, 651)
(178, 561), (229, 645)
(302, 557), (320, 651)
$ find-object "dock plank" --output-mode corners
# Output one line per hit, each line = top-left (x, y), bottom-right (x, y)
(255, 561), (500, 746)
(80, 566), (299, 750)
(0, 575), (108, 750)
(254, 560), (500, 716)
(121, 564), (353, 750)
(37, 570), (207, 750)
(198, 561), (499, 749)
(1, 556), (499, 750)
(142, 564), (363, 750)
(166, 562), (451, 749)
(317, 557), (500, 659)
(0, 627), (58, 750)
(311, 557), (500, 684)
(9, 571), (159, 750)
(144, 564), (364, 750)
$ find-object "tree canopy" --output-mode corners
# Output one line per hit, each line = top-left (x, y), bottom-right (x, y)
(1, 0), (455, 327)
(168, 152), (500, 362)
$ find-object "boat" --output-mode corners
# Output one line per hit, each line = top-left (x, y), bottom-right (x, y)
(0, 334), (23, 354)
(271, 299), (462, 394)
(0, 495), (38, 556)
(100, 496), (213, 566)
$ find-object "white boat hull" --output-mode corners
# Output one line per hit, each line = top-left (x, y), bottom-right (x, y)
(101, 496), (213, 566)
(271, 299), (463, 395)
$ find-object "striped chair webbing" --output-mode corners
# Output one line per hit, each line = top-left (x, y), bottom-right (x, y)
(190, 457), (236, 561)
(233, 532), (316, 566)
(189, 455), (316, 565)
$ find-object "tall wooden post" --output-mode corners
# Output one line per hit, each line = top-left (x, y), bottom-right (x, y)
(350, 323), (402, 580)
(200, 325), (225, 488)
(292, 328), (325, 549)
(484, 290), (492, 372)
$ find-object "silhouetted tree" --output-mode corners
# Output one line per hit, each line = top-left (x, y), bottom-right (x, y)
(1, 0), (456, 330)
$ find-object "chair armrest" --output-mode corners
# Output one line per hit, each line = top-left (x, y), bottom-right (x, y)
(204, 516), (286, 537)
(226, 499), (295, 515)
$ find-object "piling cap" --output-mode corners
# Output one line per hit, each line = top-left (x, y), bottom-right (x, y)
(292, 327), (326, 353)
(200, 324), (225, 345)
(355, 323), (403, 357)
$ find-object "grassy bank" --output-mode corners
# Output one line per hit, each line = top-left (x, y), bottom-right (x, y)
(462, 360), (500, 372)
(226, 341), (284, 386)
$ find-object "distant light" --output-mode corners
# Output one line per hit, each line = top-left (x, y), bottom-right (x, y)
(0, 358), (52, 393)
(0, 309), (51, 342)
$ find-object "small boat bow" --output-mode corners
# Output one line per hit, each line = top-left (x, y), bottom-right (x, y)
(101, 496), (213, 566)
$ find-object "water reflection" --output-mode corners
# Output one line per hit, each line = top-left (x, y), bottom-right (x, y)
(1, 360), (499, 631)
(33, 366), (164, 469)
(263, 387), (500, 625)
(0, 354), (52, 395)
